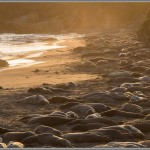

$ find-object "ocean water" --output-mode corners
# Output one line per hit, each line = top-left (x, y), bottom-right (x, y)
(0, 33), (83, 68)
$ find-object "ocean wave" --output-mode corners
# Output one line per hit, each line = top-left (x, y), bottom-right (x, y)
(0, 33), (83, 56)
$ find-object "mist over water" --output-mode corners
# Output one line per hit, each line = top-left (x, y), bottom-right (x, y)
(0, 3), (149, 33)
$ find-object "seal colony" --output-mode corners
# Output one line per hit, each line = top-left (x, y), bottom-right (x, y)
(0, 18), (150, 148)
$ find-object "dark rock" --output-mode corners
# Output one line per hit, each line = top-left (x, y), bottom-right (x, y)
(0, 59), (9, 68)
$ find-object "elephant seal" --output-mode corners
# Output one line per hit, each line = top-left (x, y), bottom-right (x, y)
(108, 71), (132, 78)
(80, 92), (115, 103)
(90, 128), (132, 140)
(110, 87), (127, 92)
(88, 125), (144, 140)
(108, 77), (139, 84)
(121, 103), (143, 113)
(49, 111), (78, 119)
(55, 82), (76, 89)
(96, 60), (108, 65)
(0, 127), (11, 134)
(0, 143), (7, 148)
(63, 132), (111, 143)
(87, 103), (111, 113)
(66, 111), (79, 119)
(48, 96), (79, 103)
(60, 102), (80, 110)
(28, 87), (52, 94)
(17, 95), (49, 105)
(131, 66), (148, 72)
(141, 109), (150, 115)
(132, 120), (150, 132)
(139, 140), (150, 147)
(127, 86), (150, 93)
(34, 125), (63, 137)
(19, 114), (47, 123)
(65, 104), (95, 116)
(50, 111), (79, 119)
(3, 131), (35, 143)
(130, 99), (150, 107)
(120, 82), (142, 88)
(7, 141), (24, 148)
(86, 113), (101, 119)
(144, 114), (150, 120)
(110, 92), (129, 101)
(68, 117), (117, 126)
(71, 123), (108, 132)
(65, 82), (76, 88)
(22, 133), (72, 147)
(133, 120), (150, 132)
(49, 111), (67, 118)
(101, 109), (145, 118)
(122, 125), (144, 139)
(44, 86), (67, 93)
(95, 142), (146, 148)
(29, 116), (74, 126)
(139, 76), (150, 83)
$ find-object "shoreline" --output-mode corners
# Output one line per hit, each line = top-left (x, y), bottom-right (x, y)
(0, 36), (98, 88)
(0, 39), (66, 71)
(0, 33), (85, 72)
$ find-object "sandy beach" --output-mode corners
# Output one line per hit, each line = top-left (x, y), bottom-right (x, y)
(0, 37), (97, 88)
(0, 27), (150, 148)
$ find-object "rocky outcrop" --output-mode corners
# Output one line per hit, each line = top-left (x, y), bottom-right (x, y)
(137, 8), (150, 45)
